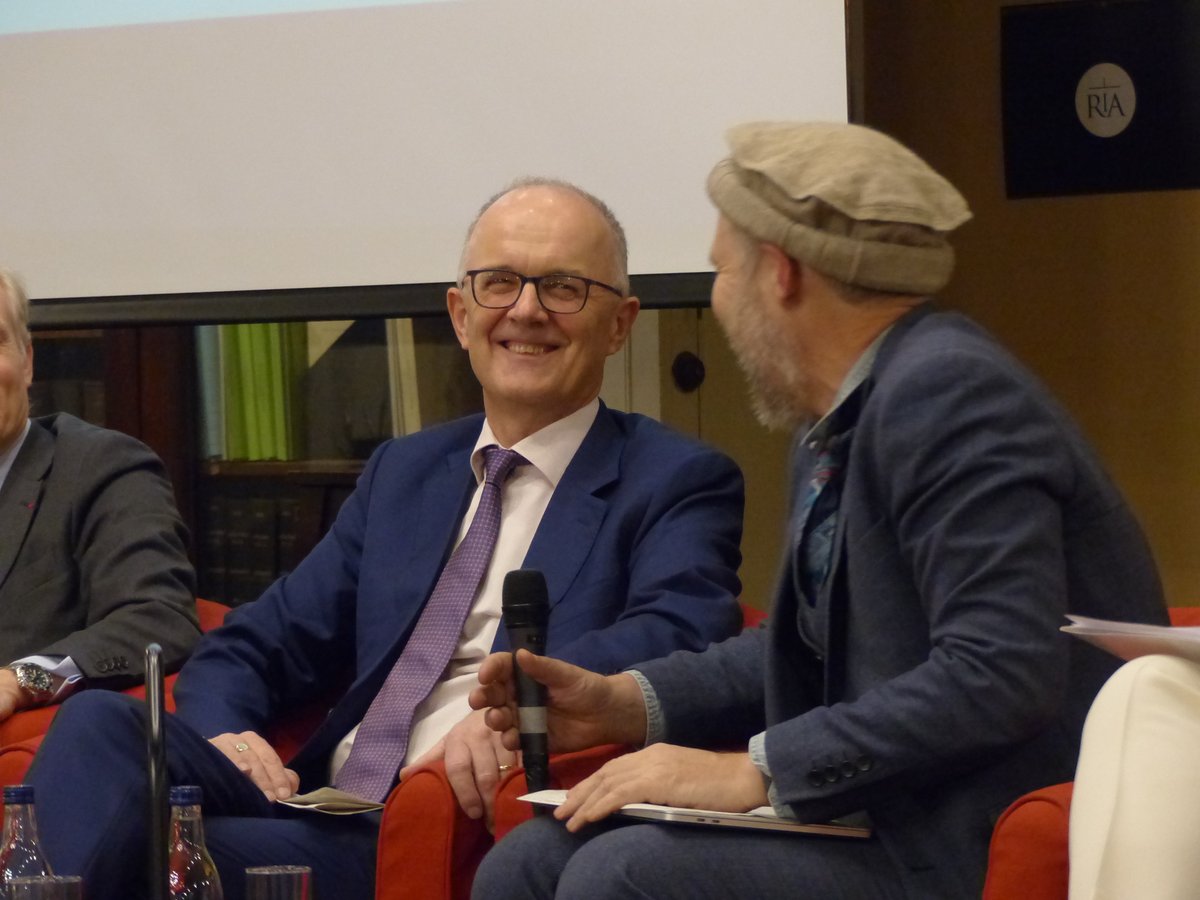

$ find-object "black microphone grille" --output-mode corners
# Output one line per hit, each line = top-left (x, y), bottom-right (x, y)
(502, 568), (549, 618)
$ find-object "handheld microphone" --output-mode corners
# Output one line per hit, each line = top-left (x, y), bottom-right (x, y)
(501, 568), (550, 796)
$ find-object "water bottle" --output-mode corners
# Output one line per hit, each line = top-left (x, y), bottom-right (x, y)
(167, 786), (223, 900)
(0, 785), (52, 897)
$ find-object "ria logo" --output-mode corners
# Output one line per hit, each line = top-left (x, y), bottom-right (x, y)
(1075, 62), (1136, 138)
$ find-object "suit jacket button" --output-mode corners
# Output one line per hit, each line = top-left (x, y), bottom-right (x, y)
(807, 769), (825, 788)
(824, 765), (839, 783)
(840, 759), (858, 779)
(855, 754), (873, 772)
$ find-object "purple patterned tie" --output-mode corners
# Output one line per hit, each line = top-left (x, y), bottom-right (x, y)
(335, 445), (524, 801)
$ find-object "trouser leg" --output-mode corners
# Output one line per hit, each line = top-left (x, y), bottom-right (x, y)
(475, 815), (907, 900)
(472, 816), (611, 900)
(1069, 655), (1200, 900)
(26, 691), (273, 900)
(206, 811), (379, 900)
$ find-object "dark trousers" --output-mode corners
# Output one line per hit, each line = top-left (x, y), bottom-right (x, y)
(25, 691), (378, 900)
(474, 814), (909, 900)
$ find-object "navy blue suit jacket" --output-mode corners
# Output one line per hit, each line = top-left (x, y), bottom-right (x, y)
(638, 307), (1166, 898)
(174, 404), (744, 788)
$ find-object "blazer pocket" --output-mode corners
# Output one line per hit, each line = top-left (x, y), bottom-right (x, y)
(4, 561), (71, 597)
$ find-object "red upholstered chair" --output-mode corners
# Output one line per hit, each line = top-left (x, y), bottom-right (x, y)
(981, 604), (1200, 900)
(0, 598), (232, 756)
(374, 602), (769, 900)
(0, 599), (235, 800)
(376, 743), (631, 900)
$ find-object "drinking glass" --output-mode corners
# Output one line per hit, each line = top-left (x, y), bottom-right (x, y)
(5, 876), (84, 900)
(244, 865), (312, 900)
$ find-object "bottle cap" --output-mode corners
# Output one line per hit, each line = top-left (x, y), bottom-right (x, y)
(169, 785), (202, 806)
(2, 785), (33, 804)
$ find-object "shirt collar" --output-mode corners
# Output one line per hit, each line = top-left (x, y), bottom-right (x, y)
(472, 399), (600, 488)
(0, 419), (32, 494)
(801, 326), (892, 446)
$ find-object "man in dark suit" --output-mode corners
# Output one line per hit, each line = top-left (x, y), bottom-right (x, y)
(26, 180), (744, 900)
(470, 123), (1168, 900)
(0, 269), (198, 722)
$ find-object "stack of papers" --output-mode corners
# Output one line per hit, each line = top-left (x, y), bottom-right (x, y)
(1062, 615), (1200, 663)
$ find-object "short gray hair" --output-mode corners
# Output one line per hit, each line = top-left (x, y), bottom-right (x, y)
(458, 177), (630, 295)
(0, 268), (31, 347)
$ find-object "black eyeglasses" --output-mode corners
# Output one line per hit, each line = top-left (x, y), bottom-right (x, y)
(463, 269), (624, 315)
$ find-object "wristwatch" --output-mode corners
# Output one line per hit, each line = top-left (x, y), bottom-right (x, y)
(5, 663), (55, 705)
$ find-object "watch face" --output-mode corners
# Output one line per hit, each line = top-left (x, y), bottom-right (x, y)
(11, 664), (53, 700)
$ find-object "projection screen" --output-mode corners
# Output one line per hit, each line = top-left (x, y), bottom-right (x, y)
(0, 1), (849, 325)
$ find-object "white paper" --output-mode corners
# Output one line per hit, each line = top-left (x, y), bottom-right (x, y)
(276, 787), (384, 815)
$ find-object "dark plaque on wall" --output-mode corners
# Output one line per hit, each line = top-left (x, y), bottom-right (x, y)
(1001, 0), (1200, 198)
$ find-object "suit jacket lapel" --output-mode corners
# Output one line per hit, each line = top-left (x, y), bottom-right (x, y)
(0, 424), (51, 592)
(398, 441), (476, 616)
(522, 407), (620, 610)
(342, 438), (475, 714)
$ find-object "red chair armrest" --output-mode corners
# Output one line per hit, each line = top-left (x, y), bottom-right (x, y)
(983, 781), (1074, 900)
(0, 707), (60, 748)
(374, 745), (631, 900)
(376, 760), (492, 900)
(1169, 606), (1200, 627)
(982, 611), (1192, 900)
(0, 735), (45, 789)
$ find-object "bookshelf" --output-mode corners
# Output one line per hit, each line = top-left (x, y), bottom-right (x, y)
(28, 330), (106, 426)
(197, 460), (363, 606)
(29, 326), (197, 530)
(193, 315), (482, 605)
(30, 315), (485, 607)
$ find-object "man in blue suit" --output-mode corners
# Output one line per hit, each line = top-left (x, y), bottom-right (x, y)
(470, 123), (1168, 899)
(26, 179), (744, 900)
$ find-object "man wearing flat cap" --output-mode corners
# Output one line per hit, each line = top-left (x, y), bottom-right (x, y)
(470, 122), (1168, 899)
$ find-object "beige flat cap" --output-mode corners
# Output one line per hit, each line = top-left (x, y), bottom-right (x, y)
(707, 122), (972, 295)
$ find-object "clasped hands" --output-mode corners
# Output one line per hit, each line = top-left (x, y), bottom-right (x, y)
(467, 650), (768, 831)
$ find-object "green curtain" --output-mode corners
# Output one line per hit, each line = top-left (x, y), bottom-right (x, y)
(221, 323), (307, 460)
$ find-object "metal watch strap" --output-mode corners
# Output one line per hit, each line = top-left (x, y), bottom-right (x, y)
(6, 662), (55, 705)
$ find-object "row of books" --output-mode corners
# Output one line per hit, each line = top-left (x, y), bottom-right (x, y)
(198, 486), (352, 606)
